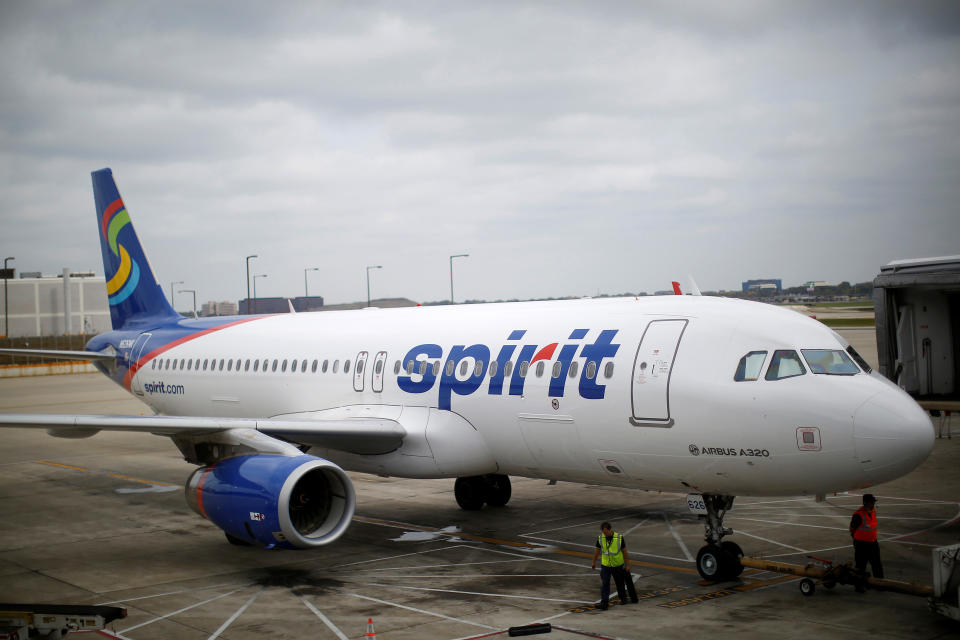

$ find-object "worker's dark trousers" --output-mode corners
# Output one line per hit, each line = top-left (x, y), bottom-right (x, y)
(600, 565), (637, 605)
(853, 539), (884, 579)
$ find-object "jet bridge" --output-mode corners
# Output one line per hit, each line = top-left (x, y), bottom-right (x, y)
(874, 256), (960, 402)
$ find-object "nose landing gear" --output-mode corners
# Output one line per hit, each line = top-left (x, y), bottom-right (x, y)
(695, 494), (744, 581)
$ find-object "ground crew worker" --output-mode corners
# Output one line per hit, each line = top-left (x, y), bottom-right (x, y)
(850, 493), (884, 590)
(590, 522), (638, 609)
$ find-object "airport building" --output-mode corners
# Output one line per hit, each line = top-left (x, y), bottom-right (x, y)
(200, 300), (239, 316)
(0, 270), (111, 338)
(742, 278), (782, 293)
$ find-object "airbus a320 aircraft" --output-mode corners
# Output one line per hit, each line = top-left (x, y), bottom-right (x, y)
(0, 169), (934, 581)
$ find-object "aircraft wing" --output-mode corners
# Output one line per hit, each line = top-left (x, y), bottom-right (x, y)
(0, 414), (405, 455)
(0, 348), (115, 363)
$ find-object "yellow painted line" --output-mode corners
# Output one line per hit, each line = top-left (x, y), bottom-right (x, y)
(36, 460), (179, 487)
(353, 515), (698, 574)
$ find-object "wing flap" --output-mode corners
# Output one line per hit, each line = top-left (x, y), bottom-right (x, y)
(0, 414), (405, 455)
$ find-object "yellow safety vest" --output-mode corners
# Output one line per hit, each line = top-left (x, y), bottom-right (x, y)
(598, 533), (624, 567)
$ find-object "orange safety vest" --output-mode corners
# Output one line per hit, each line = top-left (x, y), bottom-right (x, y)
(852, 506), (878, 542)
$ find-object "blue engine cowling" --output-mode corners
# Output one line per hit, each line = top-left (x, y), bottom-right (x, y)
(184, 454), (355, 549)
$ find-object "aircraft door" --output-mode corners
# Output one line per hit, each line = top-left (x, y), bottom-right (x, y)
(372, 351), (388, 392)
(129, 332), (152, 396)
(629, 319), (687, 427)
(353, 351), (369, 392)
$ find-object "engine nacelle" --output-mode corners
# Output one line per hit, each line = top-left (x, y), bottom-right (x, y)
(185, 454), (355, 549)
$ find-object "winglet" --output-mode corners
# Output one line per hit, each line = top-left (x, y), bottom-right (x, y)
(672, 281), (683, 295)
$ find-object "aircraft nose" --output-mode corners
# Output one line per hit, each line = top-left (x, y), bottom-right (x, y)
(853, 390), (934, 482)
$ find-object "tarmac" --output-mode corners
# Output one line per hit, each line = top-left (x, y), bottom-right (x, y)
(0, 328), (957, 639)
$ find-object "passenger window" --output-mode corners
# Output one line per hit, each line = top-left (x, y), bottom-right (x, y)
(195, 359), (200, 370)
(245, 359), (251, 371)
(474, 361), (484, 377)
(333, 360), (339, 373)
(459, 361), (469, 376)
(432, 361), (440, 376)
(802, 349), (859, 375)
(357, 359), (364, 374)
(181, 359), (186, 370)
(604, 362), (614, 378)
(394, 360), (401, 375)
(227, 359), (233, 371)
(262, 359), (269, 372)
(151, 360), (156, 369)
(552, 361), (562, 378)
(765, 350), (806, 380)
(203, 359), (208, 370)
(281, 360), (288, 373)
(272, 359), (279, 372)
(187, 359), (192, 371)
(519, 361), (529, 377)
(219, 359), (225, 371)
(734, 351), (767, 381)
(418, 360), (426, 375)
(322, 359), (329, 373)
(253, 359), (259, 372)
(535, 361), (545, 377)
(585, 361), (597, 379)
(375, 359), (383, 374)
(568, 361), (579, 378)
(311, 359), (318, 373)
(446, 360), (455, 376)
(504, 361), (513, 377)
(344, 360), (350, 374)
(489, 360), (498, 377)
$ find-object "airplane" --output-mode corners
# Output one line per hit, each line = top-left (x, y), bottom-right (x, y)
(0, 168), (934, 581)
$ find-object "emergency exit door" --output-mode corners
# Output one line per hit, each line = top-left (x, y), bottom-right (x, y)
(629, 319), (687, 427)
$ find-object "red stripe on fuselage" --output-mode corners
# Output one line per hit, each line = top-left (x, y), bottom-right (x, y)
(122, 315), (270, 390)
(101, 198), (125, 240)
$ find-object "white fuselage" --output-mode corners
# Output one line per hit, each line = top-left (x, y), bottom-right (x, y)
(127, 296), (933, 497)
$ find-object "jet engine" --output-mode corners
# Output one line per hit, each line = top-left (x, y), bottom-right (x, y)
(185, 454), (355, 549)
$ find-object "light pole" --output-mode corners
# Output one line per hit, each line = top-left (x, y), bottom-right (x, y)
(304, 267), (319, 310)
(253, 274), (267, 314)
(366, 265), (382, 307)
(3, 257), (13, 338)
(178, 289), (197, 319)
(170, 280), (183, 309)
(449, 253), (469, 304)
(245, 254), (257, 314)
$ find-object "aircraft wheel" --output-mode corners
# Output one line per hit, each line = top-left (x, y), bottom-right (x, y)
(455, 476), (486, 510)
(720, 540), (744, 577)
(483, 474), (512, 507)
(799, 578), (816, 596)
(696, 544), (728, 581)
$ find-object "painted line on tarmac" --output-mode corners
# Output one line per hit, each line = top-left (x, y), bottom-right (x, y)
(301, 596), (349, 640)
(205, 587), (264, 640)
(361, 581), (594, 604)
(354, 515), (699, 574)
(36, 460), (179, 487)
(350, 593), (497, 630)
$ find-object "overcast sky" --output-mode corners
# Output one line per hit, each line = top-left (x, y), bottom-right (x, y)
(1, 1), (958, 306)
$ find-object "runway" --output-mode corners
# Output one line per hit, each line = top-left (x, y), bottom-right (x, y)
(0, 330), (958, 639)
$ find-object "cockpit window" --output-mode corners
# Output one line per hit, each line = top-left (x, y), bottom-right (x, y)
(801, 349), (860, 375)
(765, 350), (806, 380)
(845, 346), (872, 373)
(734, 351), (767, 381)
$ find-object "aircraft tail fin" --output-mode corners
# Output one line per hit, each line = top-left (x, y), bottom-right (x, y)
(92, 168), (180, 329)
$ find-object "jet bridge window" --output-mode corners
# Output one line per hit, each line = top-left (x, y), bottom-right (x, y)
(765, 350), (806, 380)
(801, 349), (860, 375)
(734, 351), (767, 381)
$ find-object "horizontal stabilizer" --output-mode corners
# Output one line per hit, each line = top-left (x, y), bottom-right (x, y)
(0, 348), (116, 363)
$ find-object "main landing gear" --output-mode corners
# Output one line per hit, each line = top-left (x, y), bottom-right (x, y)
(454, 474), (512, 510)
(695, 494), (744, 581)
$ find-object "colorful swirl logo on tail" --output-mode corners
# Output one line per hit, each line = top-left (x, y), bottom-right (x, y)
(101, 198), (140, 306)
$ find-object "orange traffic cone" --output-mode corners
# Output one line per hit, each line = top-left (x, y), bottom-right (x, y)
(365, 617), (376, 639)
